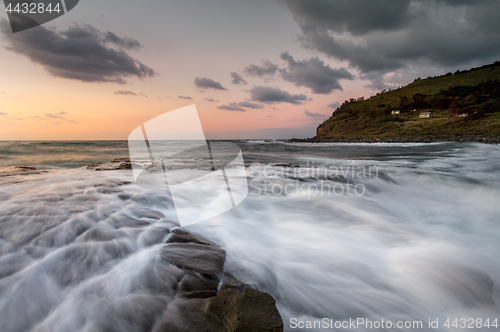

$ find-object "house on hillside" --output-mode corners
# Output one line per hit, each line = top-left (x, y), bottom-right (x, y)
(419, 112), (433, 118)
(391, 110), (400, 115)
(357, 97), (364, 101)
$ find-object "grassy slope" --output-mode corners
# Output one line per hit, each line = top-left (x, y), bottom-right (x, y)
(317, 62), (500, 139)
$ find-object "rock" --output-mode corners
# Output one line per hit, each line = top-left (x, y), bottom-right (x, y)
(87, 163), (102, 169)
(220, 273), (251, 291)
(152, 288), (283, 332)
(178, 271), (220, 293)
(0, 166), (41, 177)
(166, 228), (217, 246)
(161, 243), (225, 281)
(156, 228), (283, 331)
(87, 158), (132, 171)
(87, 162), (132, 171)
(111, 157), (131, 163)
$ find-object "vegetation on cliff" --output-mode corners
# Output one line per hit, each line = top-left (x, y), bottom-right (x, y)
(317, 61), (500, 140)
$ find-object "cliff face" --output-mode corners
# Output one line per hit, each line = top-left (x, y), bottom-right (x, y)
(316, 61), (500, 140)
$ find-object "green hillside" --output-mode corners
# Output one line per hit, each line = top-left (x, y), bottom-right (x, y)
(315, 61), (500, 141)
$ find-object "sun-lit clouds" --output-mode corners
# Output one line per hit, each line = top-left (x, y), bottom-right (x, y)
(178, 95), (193, 100)
(28, 116), (44, 121)
(45, 112), (78, 124)
(230, 72), (248, 85)
(249, 86), (308, 105)
(244, 60), (279, 77)
(194, 77), (228, 91)
(237, 101), (264, 109)
(327, 102), (340, 109)
(0, 20), (155, 84)
(279, 52), (354, 94)
(46, 113), (66, 120)
(0, 113), (7, 116)
(205, 98), (219, 103)
(218, 103), (246, 112)
(304, 110), (327, 118)
(114, 90), (148, 97)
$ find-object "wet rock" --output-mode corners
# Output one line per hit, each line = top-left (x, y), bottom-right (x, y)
(111, 157), (131, 163)
(161, 243), (225, 281)
(0, 166), (41, 177)
(87, 160), (132, 171)
(220, 273), (251, 291)
(166, 228), (217, 246)
(152, 288), (283, 332)
(178, 271), (220, 293)
(157, 228), (283, 331)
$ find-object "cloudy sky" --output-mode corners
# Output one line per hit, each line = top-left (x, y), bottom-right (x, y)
(1, 0), (499, 139)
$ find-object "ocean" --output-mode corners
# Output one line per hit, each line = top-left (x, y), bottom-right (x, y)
(1, 140), (499, 331)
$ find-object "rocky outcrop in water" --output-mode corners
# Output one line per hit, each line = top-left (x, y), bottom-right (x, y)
(87, 158), (132, 171)
(154, 228), (284, 332)
(0, 166), (41, 177)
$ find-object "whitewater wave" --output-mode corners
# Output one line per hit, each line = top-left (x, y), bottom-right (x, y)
(1, 142), (499, 331)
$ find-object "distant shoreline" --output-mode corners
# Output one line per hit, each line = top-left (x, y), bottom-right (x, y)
(287, 136), (500, 144)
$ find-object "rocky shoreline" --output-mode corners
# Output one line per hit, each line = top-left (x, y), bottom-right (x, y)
(0, 165), (44, 177)
(288, 135), (500, 144)
(0, 165), (284, 331)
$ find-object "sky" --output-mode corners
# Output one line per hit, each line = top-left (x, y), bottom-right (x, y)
(1, 0), (499, 140)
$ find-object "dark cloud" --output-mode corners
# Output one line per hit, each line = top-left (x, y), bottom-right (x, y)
(266, 115), (276, 118)
(279, 52), (354, 94)
(205, 98), (219, 103)
(249, 86), (307, 105)
(327, 102), (341, 109)
(304, 111), (326, 118)
(244, 60), (279, 77)
(194, 77), (228, 91)
(237, 101), (264, 109)
(281, 0), (500, 75)
(178, 95), (193, 100)
(103, 32), (142, 50)
(0, 20), (155, 84)
(230, 72), (248, 85)
(114, 90), (147, 97)
(52, 122), (61, 125)
(0, 112), (7, 116)
(218, 103), (246, 112)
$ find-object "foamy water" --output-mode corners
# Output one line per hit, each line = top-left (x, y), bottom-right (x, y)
(0, 141), (499, 331)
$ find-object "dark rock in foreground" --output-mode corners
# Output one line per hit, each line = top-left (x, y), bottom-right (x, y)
(154, 227), (283, 332)
(153, 288), (283, 332)
(161, 243), (226, 281)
